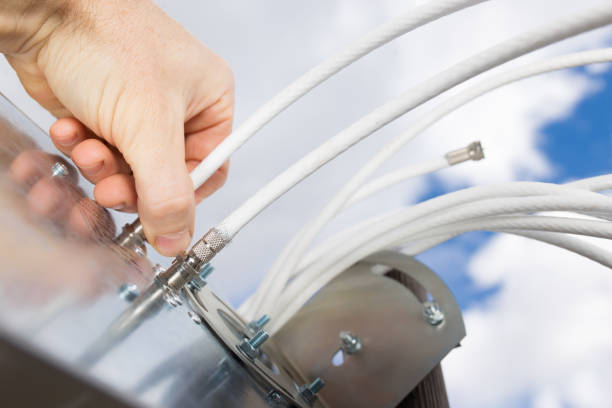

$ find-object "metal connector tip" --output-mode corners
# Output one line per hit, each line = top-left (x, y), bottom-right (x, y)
(445, 141), (484, 165)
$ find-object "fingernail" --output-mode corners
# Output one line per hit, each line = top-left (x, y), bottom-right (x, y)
(112, 204), (125, 211)
(156, 229), (190, 255)
(80, 162), (104, 176)
(55, 137), (75, 147)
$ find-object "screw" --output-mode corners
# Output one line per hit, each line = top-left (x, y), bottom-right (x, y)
(265, 390), (285, 407)
(117, 283), (139, 302)
(248, 314), (270, 333)
(188, 263), (214, 292)
(51, 162), (69, 178)
(299, 377), (325, 405)
(199, 263), (214, 280)
(423, 301), (445, 326)
(188, 311), (203, 325)
(238, 330), (269, 359)
(339, 331), (362, 354)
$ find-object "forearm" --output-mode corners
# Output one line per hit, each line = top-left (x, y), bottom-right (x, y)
(0, 0), (80, 54)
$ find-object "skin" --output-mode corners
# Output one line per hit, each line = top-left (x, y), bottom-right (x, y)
(0, 0), (235, 256)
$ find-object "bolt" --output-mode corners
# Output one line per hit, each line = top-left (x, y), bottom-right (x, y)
(238, 330), (269, 359)
(339, 331), (362, 354)
(199, 263), (214, 280)
(51, 162), (69, 178)
(117, 283), (139, 302)
(188, 311), (203, 325)
(299, 377), (325, 405)
(265, 390), (285, 406)
(423, 301), (445, 326)
(248, 314), (270, 333)
(188, 263), (214, 292)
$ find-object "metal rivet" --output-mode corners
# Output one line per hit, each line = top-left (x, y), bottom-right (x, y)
(238, 330), (269, 359)
(248, 314), (270, 333)
(51, 162), (69, 178)
(423, 301), (445, 326)
(117, 283), (139, 302)
(299, 377), (325, 405)
(339, 331), (362, 354)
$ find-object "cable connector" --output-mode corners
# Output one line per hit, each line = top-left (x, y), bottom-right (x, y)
(445, 141), (484, 165)
(114, 220), (147, 258)
(189, 228), (228, 266)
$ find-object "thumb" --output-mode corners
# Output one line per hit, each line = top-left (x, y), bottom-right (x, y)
(121, 120), (195, 257)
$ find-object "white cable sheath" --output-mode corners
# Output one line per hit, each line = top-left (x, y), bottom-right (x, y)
(240, 176), (612, 316)
(347, 157), (449, 207)
(188, 0), (487, 189)
(220, 7), (612, 240)
(235, 9), (612, 316)
(398, 228), (612, 271)
(255, 47), (612, 317)
(269, 187), (612, 330)
(294, 176), (612, 279)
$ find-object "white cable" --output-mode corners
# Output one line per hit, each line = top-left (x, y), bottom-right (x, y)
(397, 228), (612, 271)
(403, 215), (612, 242)
(294, 176), (612, 280)
(240, 176), (612, 317)
(220, 6), (612, 240)
(188, 0), (487, 189)
(347, 157), (449, 207)
(242, 13), (612, 318)
(238, 155), (451, 317)
(259, 47), (612, 316)
(269, 187), (612, 330)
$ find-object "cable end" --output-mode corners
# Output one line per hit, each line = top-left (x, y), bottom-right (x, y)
(445, 141), (484, 165)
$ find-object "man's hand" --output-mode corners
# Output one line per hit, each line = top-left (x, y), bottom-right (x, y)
(1, 0), (234, 256)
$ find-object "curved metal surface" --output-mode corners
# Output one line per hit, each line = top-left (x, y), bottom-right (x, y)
(186, 285), (321, 407)
(0, 92), (285, 408)
(274, 251), (465, 408)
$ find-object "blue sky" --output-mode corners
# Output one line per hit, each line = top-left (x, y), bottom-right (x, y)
(419, 65), (612, 310)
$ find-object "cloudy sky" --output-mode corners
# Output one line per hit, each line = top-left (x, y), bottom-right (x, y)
(2, 0), (612, 406)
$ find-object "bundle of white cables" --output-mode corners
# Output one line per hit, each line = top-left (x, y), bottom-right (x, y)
(169, 1), (612, 333)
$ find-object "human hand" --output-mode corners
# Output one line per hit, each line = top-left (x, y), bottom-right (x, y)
(1, 0), (234, 256)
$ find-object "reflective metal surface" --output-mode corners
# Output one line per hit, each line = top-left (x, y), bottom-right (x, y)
(274, 251), (465, 408)
(0, 91), (464, 407)
(0, 92), (288, 408)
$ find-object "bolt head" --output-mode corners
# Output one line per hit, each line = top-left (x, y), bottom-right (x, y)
(117, 283), (139, 302)
(339, 331), (362, 354)
(423, 301), (445, 326)
(51, 162), (69, 178)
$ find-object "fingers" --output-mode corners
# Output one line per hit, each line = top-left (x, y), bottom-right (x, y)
(71, 138), (131, 183)
(50, 118), (132, 184)
(119, 117), (195, 256)
(49, 118), (92, 156)
(94, 173), (138, 212)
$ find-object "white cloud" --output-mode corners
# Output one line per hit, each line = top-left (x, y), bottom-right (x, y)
(443, 233), (612, 407)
